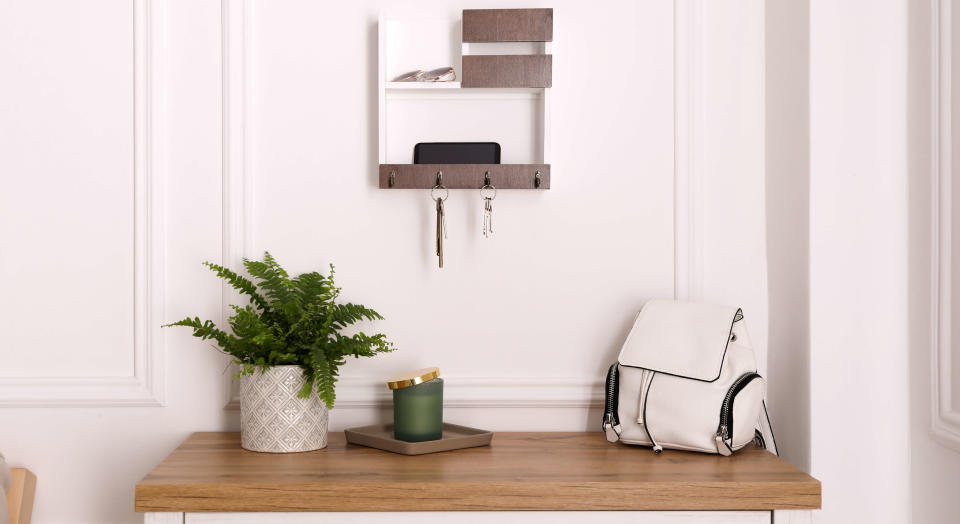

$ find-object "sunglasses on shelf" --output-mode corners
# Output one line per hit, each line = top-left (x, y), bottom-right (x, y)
(393, 67), (457, 83)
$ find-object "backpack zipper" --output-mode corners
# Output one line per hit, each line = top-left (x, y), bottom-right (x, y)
(715, 372), (762, 454)
(602, 363), (620, 438)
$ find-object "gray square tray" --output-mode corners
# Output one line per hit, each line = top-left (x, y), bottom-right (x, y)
(343, 423), (493, 455)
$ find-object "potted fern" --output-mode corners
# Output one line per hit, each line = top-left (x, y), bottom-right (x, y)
(165, 252), (394, 453)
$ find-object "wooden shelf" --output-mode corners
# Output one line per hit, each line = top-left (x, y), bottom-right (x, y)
(135, 432), (821, 512)
(462, 55), (552, 88)
(379, 164), (550, 189)
(462, 8), (554, 43)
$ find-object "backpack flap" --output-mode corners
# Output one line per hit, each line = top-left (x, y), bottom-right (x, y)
(617, 300), (742, 382)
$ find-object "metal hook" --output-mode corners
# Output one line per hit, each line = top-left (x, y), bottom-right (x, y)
(388, 170), (396, 188)
(534, 170), (542, 188)
(480, 171), (497, 201)
(431, 170), (448, 202)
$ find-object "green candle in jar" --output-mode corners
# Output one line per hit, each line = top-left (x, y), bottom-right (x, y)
(386, 367), (443, 442)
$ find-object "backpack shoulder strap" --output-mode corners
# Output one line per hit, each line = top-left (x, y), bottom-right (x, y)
(755, 400), (779, 455)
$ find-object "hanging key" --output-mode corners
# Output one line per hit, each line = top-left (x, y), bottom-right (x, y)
(431, 179), (448, 268)
(480, 174), (497, 238)
(436, 197), (446, 267)
(483, 197), (493, 238)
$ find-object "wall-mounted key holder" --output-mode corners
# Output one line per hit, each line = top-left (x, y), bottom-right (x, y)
(381, 164), (550, 190)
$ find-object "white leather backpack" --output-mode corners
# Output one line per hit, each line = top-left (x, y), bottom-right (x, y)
(602, 300), (778, 455)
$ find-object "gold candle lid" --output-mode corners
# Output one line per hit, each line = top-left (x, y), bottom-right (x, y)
(386, 367), (440, 390)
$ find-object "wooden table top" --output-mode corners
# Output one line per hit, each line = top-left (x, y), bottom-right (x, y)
(135, 432), (820, 512)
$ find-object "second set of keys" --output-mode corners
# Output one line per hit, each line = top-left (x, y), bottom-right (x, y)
(430, 175), (498, 268)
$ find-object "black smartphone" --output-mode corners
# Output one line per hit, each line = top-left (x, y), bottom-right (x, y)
(413, 142), (501, 164)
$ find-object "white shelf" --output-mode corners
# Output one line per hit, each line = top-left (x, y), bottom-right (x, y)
(379, 14), (551, 165)
(385, 84), (544, 101)
(385, 81), (462, 89)
(385, 82), (545, 95)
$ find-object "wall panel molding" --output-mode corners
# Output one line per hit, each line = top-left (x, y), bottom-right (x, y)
(221, 0), (252, 410)
(673, 0), (704, 302)
(933, 0), (960, 451)
(336, 377), (602, 409)
(0, 0), (166, 407)
(219, 3), (696, 411)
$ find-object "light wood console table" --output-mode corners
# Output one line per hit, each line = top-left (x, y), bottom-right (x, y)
(136, 432), (819, 523)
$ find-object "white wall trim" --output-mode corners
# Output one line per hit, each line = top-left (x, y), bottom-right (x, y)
(335, 377), (603, 409)
(221, 0), (252, 410)
(222, 0), (253, 296)
(673, 0), (704, 302)
(933, 0), (960, 451)
(219, 4), (696, 411)
(0, 0), (167, 407)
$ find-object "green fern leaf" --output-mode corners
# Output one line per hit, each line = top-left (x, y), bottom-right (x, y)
(202, 262), (270, 312)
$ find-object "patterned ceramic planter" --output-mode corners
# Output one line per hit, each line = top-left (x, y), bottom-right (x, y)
(239, 365), (329, 452)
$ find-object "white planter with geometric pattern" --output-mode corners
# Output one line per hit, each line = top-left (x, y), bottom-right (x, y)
(239, 365), (329, 453)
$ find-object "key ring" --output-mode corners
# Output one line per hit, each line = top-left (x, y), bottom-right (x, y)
(430, 184), (449, 202)
(430, 171), (448, 201)
(480, 184), (497, 201)
(481, 171), (497, 200)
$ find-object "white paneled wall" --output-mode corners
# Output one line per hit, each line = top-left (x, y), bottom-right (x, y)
(0, 0), (225, 522)
(0, 1), (770, 523)
(0, 0), (165, 406)
(245, 0), (674, 410)
(0, 1), (135, 379)
(765, 0), (811, 473)
(908, 1), (960, 522)
(809, 0), (912, 522)
(675, 0), (768, 372)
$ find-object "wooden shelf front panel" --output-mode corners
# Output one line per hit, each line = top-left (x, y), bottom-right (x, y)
(462, 55), (552, 88)
(379, 164), (550, 189)
(136, 432), (821, 513)
(462, 8), (554, 42)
